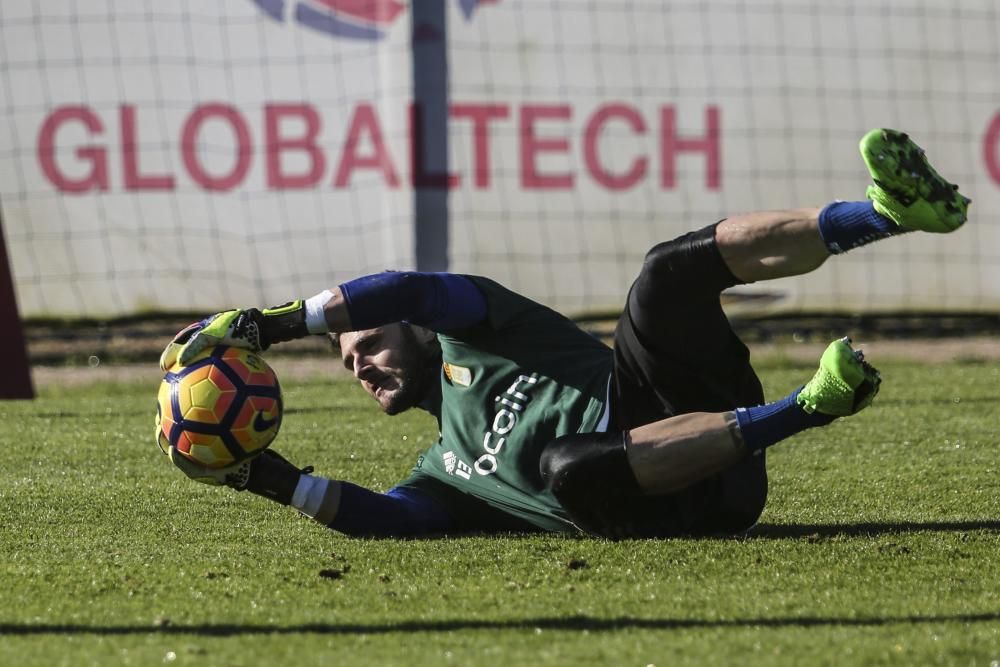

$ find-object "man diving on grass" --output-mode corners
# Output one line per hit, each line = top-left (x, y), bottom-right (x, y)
(159, 129), (970, 539)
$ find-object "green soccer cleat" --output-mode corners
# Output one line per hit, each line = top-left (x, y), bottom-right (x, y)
(797, 337), (881, 417)
(859, 128), (971, 233)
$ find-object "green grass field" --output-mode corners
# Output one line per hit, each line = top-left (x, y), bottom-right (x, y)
(2, 357), (999, 666)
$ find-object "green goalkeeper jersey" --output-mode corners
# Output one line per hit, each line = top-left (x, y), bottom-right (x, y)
(396, 277), (613, 532)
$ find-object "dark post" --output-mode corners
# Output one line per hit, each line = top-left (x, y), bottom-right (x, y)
(411, 0), (450, 272)
(0, 199), (35, 399)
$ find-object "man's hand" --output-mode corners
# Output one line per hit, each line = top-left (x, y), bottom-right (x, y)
(156, 426), (310, 505)
(155, 427), (253, 489)
(159, 300), (313, 371)
(159, 309), (267, 371)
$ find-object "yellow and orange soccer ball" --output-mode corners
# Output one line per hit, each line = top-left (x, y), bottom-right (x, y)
(156, 346), (282, 469)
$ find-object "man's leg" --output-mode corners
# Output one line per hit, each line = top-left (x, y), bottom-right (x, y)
(715, 208), (827, 283)
(542, 128), (967, 538)
(716, 128), (970, 284)
(544, 219), (769, 538)
(542, 337), (880, 537)
(624, 337), (879, 494)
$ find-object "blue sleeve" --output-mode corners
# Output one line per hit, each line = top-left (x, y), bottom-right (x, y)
(339, 272), (487, 332)
(329, 481), (454, 537)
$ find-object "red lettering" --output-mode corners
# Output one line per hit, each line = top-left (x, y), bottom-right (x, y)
(334, 103), (400, 188)
(36, 100), (725, 194)
(520, 104), (574, 189)
(37, 106), (108, 193)
(660, 106), (721, 190)
(120, 105), (175, 191)
(584, 103), (647, 190)
(410, 104), (459, 188)
(265, 104), (325, 189)
(451, 103), (509, 188)
(181, 104), (252, 192)
(983, 112), (1000, 186)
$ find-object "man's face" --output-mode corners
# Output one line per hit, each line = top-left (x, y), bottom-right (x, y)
(338, 324), (436, 415)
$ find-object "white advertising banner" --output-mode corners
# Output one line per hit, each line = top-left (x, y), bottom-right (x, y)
(1, 0), (417, 315)
(1, 0), (998, 317)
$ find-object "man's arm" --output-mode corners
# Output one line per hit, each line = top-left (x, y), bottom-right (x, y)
(331, 271), (487, 333)
(286, 473), (452, 537)
(165, 445), (455, 537)
(168, 272), (488, 368)
(321, 483), (454, 537)
(289, 471), (455, 537)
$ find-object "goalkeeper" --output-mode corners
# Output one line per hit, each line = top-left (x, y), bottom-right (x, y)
(160, 129), (970, 539)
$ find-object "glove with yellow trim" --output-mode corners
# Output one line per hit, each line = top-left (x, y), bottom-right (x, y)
(159, 301), (308, 371)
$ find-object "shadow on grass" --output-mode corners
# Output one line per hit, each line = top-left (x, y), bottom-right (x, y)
(748, 520), (1000, 539)
(355, 519), (1000, 543)
(874, 396), (1000, 407)
(2, 612), (1000, 636)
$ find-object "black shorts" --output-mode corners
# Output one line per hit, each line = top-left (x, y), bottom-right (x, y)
(607, 222), (768, 537)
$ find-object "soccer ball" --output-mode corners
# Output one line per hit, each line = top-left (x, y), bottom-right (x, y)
(156, 346), (282, 468)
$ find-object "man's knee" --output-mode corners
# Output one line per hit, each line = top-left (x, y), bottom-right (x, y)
(642, 223), (720, 273)
(705, 458), (769, 534)
(540, 431), (768, 538)
(634, 224), (739, 304)
(540, 431), (632, 495)
(539, 431), (642, 535)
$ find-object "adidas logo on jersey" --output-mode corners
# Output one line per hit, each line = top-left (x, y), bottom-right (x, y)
(442, 451), (472, 480)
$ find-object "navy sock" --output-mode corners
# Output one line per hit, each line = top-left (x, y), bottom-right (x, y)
(734, 388), (837, 455)
(817, 201), (908, 254)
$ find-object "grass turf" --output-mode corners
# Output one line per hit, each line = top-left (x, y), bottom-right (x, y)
(1, 358), (998, 666)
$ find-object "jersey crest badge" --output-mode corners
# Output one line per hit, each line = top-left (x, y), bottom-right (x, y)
(443, 362), (473, 387)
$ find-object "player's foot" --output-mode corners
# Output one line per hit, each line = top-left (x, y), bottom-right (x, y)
(797, 337), (881, 416)
(859, 128), (970, 233)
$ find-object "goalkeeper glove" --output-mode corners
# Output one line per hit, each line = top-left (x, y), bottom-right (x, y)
(158, 428), (312, 505)
(155, 424), (254, 487)
(159, 301), (310, 371)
